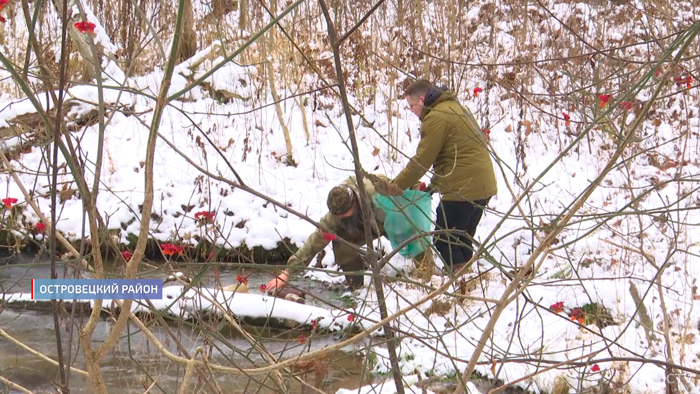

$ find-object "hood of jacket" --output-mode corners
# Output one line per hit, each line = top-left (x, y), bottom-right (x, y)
(420, 85), (454, 121)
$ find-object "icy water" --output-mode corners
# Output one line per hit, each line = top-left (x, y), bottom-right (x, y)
(0, 255), (373, 393)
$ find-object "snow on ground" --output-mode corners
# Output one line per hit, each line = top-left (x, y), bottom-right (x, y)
(1, 63), (698, 392)
(336, 374), (481, 394)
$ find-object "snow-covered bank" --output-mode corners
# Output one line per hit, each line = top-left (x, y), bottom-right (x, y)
(336, 374), (481, 394)
(1, 285), (353, 331)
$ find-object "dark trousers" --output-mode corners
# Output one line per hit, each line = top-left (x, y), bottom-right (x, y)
(333, 239), (368, 289)
(434, 198), (490, 268)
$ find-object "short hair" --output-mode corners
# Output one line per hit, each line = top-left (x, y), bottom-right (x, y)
(404, 79), (432, 98)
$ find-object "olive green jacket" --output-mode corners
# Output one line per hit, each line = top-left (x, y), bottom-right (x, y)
(394, 92), (498, 201)
(286, 175), (388, 273)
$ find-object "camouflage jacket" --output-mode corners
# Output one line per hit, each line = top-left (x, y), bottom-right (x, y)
(286, 174), (389, 274)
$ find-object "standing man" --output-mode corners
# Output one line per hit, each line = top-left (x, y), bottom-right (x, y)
(393, 79), (497, 272)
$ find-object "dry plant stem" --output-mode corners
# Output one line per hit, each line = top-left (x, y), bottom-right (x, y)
(76, 2), (186, 392)
(143, 300), (223, 394)
(482, 356), (698, 374)
(657, 259), (680, 394)
(239, 0), (248, 30)
(0, 327), (90, 377)
(629, 280), (655, 344)
(260, 0), (415, 170)
(64, 0), (110, 205)
(337, 0), (387, 44)
(20, 0), (57, 89)
(50, 0), (72, 389)
(488, 349), (604, 394)
(267, 61), (294, 162)
(317, 1), (404, 393)
(190, 290), (326, 394)
(295, 95), (311, 142)
(0, 375), (35, 394)
(177, 357), (196, 394)
(266, 0), (296, 163)
(49, 0), (101, 81)
(0, 150), (89, 270)
(638, 235), (679, 391)
(197, 298), (325, 394)
(141, 380), (157, 394)
(167, 0), (304, 102)
(197, 351), (226, 394)
(189, 289), (288, 391)
(279, 63), (310, 142)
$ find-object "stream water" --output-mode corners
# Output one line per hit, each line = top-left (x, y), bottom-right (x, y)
(0, 255), (374, 393)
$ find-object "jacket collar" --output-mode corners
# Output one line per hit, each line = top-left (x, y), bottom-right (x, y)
(420, 85), (452, 120)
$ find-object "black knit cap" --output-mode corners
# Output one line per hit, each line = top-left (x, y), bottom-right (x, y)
(327, 186), (356, 216)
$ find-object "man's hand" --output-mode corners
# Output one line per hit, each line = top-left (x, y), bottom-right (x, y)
(410, 181), (427, 191)
(363, 172), (404, 196)
(265, 270), (289, 293)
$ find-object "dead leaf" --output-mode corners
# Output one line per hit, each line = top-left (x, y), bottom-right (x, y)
(661, 160), (679, 171)
(652, 119), (661, 127)
(372, 146), (380, 156)
(314, 359), (328, 388)
(59, 185), (75, 202)
(293, 360), (314, 371)
(685, 333), (695, 344)
(505, 124), (513, 133)
(490, 360), (497, 375)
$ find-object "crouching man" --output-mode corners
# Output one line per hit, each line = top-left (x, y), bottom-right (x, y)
(266, 175), (391, 292)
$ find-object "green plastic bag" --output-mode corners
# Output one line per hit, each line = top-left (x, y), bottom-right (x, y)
(373, 190), (432, 258)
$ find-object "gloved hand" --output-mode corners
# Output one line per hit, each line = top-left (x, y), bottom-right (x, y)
(414, 182), (436, 195)
(410, 181), (426, 191)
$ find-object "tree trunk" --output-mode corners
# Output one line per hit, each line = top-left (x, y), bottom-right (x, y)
(176, 0), (197, 62)
(417, 0), (430, 78)
(239, 0), (248, 30)
(212, 0), (238, 19)
(268, 62), (295, 166)
(51, 0), (99, 81)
